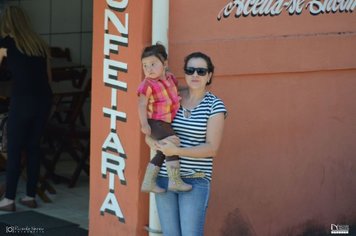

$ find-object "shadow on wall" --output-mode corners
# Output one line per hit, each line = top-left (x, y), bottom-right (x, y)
(221, 209), (356, 236)
(276, 220), (329, 236)
(220, 208), (257, 236)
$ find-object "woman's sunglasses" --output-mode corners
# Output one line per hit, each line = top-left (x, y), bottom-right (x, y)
(184, 67), (209, 76)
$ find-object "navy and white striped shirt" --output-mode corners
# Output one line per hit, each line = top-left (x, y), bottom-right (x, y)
(158, 92), (227, 181)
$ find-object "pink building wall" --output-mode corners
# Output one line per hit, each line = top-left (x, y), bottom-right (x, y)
(166, 1), (356, 235)
(90, 1), (356, 235)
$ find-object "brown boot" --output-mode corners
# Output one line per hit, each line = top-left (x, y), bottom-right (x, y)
(166, 160), (192, 192)
(141, 163), (166, 193)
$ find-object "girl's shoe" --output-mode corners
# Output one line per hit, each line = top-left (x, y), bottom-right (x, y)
(166, 161), (192, 192)
(141, 163), (166, 193)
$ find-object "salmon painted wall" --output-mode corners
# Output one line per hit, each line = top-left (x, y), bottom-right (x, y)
(89, 1), (152, 235)
(167, 1), (356, 236)
(90, 0), (356, 235)
(205, 71), (356, 236)
(166, 1), (356, 236)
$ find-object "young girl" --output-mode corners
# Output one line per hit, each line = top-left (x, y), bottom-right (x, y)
(138, 44), (192, 193)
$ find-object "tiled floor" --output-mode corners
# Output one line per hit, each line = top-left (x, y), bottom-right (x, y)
(0, 155), (90, 230)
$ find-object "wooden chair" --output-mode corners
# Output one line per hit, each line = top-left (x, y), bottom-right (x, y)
(42, 78), (91, 188)
(51, 67), (88, 125)
(52, 66), (87, 89)
(50, 47), (72, 62)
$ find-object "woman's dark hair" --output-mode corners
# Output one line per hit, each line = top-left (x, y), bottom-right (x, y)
(141, 43), (167, 64)
(184, 52), (214, 85)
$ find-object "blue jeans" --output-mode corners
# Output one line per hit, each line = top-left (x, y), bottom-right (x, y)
(155, 176), (211, 236)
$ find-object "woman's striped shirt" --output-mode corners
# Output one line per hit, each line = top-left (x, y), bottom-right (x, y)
(158, 92), (227, 181)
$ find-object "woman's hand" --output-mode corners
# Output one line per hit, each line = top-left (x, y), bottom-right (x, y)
(165, 135), (180, 146)
(0, 48), (7, 63)
(156, 135), (180, 156)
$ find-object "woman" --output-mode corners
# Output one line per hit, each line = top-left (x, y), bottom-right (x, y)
(147, 52), (227, 236)
(0, 6), (53, 211)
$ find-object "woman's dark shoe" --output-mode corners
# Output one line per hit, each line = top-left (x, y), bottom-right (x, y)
(19, 198), (37, 208)
(0, 202), (15, 212)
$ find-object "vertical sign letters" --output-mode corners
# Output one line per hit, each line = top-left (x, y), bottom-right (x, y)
(100, 0), (129, 223)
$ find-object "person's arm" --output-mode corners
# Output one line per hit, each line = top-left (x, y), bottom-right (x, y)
(145, 134), (180, 150)
(0, 48), (7, 64)
(157, 112), (225, 158)
(138, 94), (151, 135)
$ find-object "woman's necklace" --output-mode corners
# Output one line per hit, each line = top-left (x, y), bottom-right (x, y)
(182, 107), (192, 118)
(182, 90), (207, 118)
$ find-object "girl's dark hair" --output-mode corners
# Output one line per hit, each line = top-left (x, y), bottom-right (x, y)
(184, 52), (214, 85)
(141, 43), (167, 63)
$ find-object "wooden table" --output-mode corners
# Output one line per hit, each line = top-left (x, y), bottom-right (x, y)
(51, 58), (84, 70)
(50, 59), (88, 88)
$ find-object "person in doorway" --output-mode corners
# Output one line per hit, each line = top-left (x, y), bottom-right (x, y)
(146, 52), (227, 236)
(138, 43), (192, 193)
(0, 6), (53, 211)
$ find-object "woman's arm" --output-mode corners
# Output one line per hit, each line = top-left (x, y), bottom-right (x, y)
(138, 94), (151, 135)
(0, 48), (7, 64)
(157, 112), (225, 158)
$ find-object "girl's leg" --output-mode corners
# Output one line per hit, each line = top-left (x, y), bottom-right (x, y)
(178, 178), (211, 236)
(150, 150), (165, 167)
(148, 119), (177, 166)
(148, 120), (192, 191)
(155, 177), (181, 236)
(141, 120), (175, 193)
